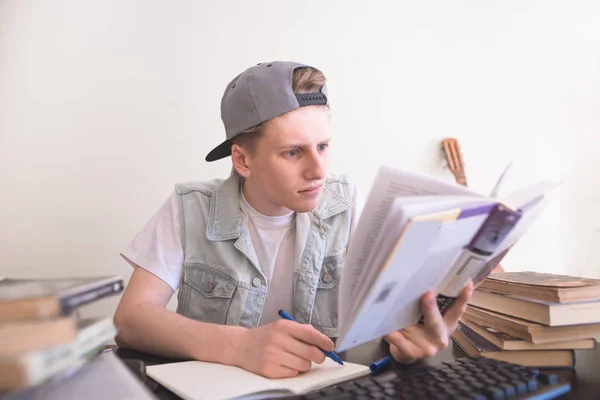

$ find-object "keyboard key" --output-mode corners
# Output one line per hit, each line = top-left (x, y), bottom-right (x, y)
(372, 371), (398, 384)
(539, 372), (559, 385)
(499, 382), (517, 397)
(326, 394), (353, 400)
(455, 384), (472, 393)
(354, 379), (377, 389)
(518, 371), (536, 380)
(527, 378), (539, 392)
(337, 384), (355, 392)
(445, 388), (462, 397)
(319, 388), (343, 396)
(513, 381), (528, 395)
(483, 386), (506, 400)
(481, 378), (498, 387)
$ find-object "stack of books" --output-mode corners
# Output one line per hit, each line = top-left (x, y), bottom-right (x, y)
(453, 271), (600, 368)
(0, 276), (123, 393)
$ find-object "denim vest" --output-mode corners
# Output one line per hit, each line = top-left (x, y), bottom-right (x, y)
(174, 172), (352, 337)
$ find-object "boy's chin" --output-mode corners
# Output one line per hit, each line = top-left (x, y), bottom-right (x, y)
(288, 200), (319, 214)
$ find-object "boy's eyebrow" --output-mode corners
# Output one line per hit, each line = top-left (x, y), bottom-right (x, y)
(275, 138), (331, 150)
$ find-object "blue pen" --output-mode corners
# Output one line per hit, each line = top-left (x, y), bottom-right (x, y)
(277, 309), (344, 366)
(369, 356), (392, 375)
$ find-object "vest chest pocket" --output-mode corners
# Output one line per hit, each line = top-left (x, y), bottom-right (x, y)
(311, 253), (344, 336)
(179, 266), (237, 325)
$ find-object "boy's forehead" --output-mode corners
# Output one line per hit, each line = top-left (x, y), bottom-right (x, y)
(262, 108), (330, 146)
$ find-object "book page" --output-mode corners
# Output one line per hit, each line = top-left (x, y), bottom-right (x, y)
(500, 180), (560, 211)
(339, 166), (483, 329)
(146, 359), (370, 400)
(489, 161), (513, 198)
(343, 196), (495, 340)
(487, 272), (600, 288)
(275, 359), (370, 394)
(147, 361), (278, 400)
(337, 199), (500, 351)
(338, 218), (444, 351)
(0, 276), (121, 301)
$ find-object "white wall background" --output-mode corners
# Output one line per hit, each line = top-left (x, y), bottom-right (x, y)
(1, 0), (598, 319)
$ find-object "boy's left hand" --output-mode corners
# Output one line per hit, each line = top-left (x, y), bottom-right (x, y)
(384, 280), (474, 364)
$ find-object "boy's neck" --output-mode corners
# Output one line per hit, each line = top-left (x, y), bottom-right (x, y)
(241, 179), (293, 217)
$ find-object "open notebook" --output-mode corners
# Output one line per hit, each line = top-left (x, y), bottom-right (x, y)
(146, 358), (370, 400)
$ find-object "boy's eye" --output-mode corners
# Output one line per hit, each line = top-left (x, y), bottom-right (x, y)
(317, 143), (329, 151)
(286, 149), (299, 157)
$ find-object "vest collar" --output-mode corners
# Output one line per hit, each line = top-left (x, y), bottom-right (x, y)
(206, 173), (351, 242)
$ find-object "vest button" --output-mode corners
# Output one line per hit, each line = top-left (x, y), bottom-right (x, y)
(322, 273), (332, 284)
(252, 277), (262, 287)
(205, 282), (214, 292)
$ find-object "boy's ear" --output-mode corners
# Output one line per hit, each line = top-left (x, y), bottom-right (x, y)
(231, 144), (251, 178)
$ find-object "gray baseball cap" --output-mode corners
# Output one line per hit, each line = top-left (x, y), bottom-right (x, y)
(205, 61), (328, 162)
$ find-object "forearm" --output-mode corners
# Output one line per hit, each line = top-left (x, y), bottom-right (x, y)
(114, 302), (245, 365)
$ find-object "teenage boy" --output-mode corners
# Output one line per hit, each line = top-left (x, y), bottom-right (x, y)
(114, 61), (473, 378)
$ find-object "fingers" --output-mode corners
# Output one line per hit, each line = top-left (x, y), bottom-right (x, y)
(260, 363), (300, 379)
(420, 291), (447, 341)
(384, 285), (474, 365)
(285, 321), (334, 352)
(384, 331), (422, 364)
(442, 280), (473, 330)
(403, 325), (448, 357)
(276, 351), (314, 373)
(283, 336), (326, 364)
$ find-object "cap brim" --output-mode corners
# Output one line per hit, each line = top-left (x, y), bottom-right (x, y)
(205, 139), (232, 162)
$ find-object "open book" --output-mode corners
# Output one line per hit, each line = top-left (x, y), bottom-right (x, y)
(335, 165), (560, 352)
(146, 358), (370, 400)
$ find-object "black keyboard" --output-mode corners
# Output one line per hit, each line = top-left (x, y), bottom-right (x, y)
(291, 357), (571, 400)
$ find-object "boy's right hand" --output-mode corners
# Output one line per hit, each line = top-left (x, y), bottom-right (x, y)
(233, 319), (335, 378)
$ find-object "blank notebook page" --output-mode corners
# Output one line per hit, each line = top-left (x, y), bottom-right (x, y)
(146, 358), (370, 400)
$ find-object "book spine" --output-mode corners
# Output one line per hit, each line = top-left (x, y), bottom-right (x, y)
(59, 280), (124, 314)
(23, 320), (116, 386)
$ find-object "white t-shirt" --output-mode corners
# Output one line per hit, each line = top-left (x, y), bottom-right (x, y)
(239, 191), (296, 325)
(121, 182), (364, 325)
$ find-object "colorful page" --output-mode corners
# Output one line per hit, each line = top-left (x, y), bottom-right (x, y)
(344, 195), (497, 341)
(338, 166), (483, 330)
(337, 201), (503, 352)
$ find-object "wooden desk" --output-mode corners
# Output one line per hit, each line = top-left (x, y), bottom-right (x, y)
(114, 342), (600, 399)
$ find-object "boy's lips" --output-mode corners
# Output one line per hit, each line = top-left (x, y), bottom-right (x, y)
(299, 184), (323, 194)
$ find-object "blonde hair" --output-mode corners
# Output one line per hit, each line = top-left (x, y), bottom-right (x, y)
(231, 66), (328, 154)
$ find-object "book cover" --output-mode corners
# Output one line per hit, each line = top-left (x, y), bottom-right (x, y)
(464, 305), (600, 343)
(0, 276), (124, 322)
(0, 317), (117, 391)
(460, 318), (596, 351)
(478, 272), (600, 303)
(470, 289), (600, 326)
(452, 323), (575, 368)
(0, 317), (77, 357)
